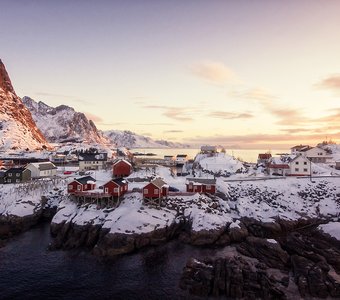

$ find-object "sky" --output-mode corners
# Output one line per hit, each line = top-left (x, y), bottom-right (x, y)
(1, 0), (340, 149)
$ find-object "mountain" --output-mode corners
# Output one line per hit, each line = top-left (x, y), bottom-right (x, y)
(23, 97), (108, 144)
(0, 60), (49, 151)
(103, 130), (190, 148)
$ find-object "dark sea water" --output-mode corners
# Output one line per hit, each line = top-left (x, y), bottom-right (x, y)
(0, 223), (217, 300)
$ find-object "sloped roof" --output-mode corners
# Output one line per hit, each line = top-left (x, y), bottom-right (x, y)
(78, 153), (108, 162)
(29, 162), (57, 170)
(6, 167), (27, 173)
(150, 178), (167, 188)
(176, 154), (187, 158)
(106, 178), (128, 186)
(186, 178), (216, 185)
(74, 176), (96, 185)
(113, 159), (132, 167)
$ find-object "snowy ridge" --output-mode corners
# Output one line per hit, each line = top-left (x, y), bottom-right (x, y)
(0, 60), (49, 151)
(23, 96), (108, 144)
(103, 130), (190, 148)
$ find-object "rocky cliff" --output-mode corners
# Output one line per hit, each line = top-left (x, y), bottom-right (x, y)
(0, 59), (49, 150)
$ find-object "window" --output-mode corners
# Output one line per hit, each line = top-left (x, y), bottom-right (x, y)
(8, 173), (12, 177)
(16, 179), (20, 183)
(304, 162), (307, 165)
(16, 173), (20, 177)
(105, 188), (108, 193)
(303, 168), (308, 172)
(68, 185), (72, 190)
(154, 189), (159, 195)
(8, 179), (11, 183)
(114, 188), (118, 193)
(295, 162), (299, 165)
(295, 168), (299, 172)
(77, 185), (81, 191)
(206, 185), (211, 190)
(143, 188), (148, 194)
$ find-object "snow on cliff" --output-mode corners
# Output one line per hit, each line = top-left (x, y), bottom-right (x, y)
(0, 60), (49, 151)
(194, 152), (246, 176)
(23, 96), (108, 145)
(104, 130), (190, 149)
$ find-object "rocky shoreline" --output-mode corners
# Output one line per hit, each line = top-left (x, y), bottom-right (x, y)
(180, 224), (340, 299)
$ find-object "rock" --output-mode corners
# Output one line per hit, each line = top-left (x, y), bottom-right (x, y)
(228, 221), (248, 242)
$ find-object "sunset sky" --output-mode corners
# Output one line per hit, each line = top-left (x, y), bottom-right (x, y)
(1, 0), (340, 149)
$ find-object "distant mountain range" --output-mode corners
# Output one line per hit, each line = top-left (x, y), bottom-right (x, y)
(0, 59), (189, 151)
(0, 60), (49, 151)
(23, 97), (189, 149)
(104, 130), (190, 149)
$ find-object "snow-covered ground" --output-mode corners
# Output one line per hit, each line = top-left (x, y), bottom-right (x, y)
(318, 222), (340, 241)
(0, 178), (66, 218)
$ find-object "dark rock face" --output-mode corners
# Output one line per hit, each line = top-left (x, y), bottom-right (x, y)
(50, 218), (186, 256)
(180, 225), (340, 299)
(180, 256), (288, 299)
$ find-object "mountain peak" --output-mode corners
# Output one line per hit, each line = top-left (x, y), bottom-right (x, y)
(0, 59), (15, 94)
(0, 60), (50, 150)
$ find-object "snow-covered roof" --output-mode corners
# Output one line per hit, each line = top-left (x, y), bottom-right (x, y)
(28, 162), (57, 170)
(72, 176), (96, 185)
(150, 178), (167, 188)
(112, 158), (132, 167)
(105, 178), (128, 186)
(78, 153), (108, 161)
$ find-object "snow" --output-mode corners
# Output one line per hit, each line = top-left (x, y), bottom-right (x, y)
(267, 239), (278, 244)
(318, 222), (340, 241)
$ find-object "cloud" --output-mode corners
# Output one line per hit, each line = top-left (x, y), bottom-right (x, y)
(136, 122), (174, 126)
(208, 111), (253, 120)
(316, 74), (340, 93)
(186, 132), (340, 149)
(84, 112), (103, 123)
(164, 130), (184, 133)
(191, 61), (237, 84)
(230, 87), (276, 106)
(140, 104), (201, 122)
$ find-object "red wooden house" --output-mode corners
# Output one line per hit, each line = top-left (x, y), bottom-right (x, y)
(103, 178), (128, 197)
(68, 176), (96, 193)
(143, 178), (169, 205)
(186, 178), (216, 194)
(112, 159), (132, 178)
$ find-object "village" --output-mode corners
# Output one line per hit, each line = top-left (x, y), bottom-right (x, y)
(0, 142), (339, 212)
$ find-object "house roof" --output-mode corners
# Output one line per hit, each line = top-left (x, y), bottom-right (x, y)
(106, 178), (128, 186)
(258, 153), (272, 159)
(6, 167), (27, 174)
(150, 178), (167, 188)
(164, 155), (174, 158)
(268, 164), (290, 169)
(28, 162), (57, 170)
(176, 154), (188, 158)
(186, 178), (216, 185)
(74, 176), (96, 185)
(113, 159), (132, 167)
(78, 153), (108, 162)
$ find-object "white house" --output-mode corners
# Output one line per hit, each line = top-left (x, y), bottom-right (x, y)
(301, 147), (329, 163)
(78, 153), (108, 171)
(26, 162), (57, 178)
(267, 155), (311, 176)
(289, 155), (311, 176)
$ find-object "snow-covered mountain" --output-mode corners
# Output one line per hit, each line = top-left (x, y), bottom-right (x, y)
(23, 97), (108, 144)
(103, 130), (190, 148)
(0, 59), (49, 151)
